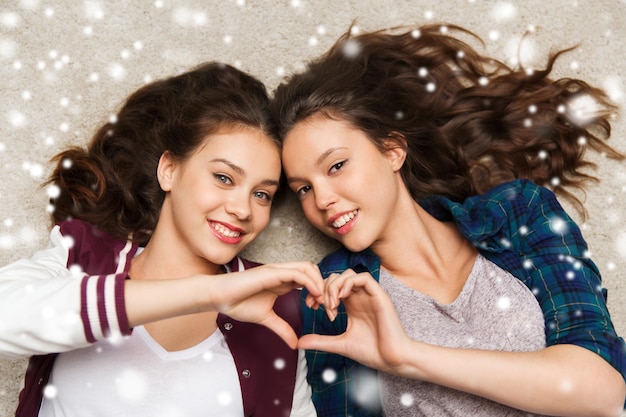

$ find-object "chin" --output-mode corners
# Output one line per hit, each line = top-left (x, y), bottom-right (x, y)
(206, 249), (241, 268)
(340, 237), (371, 254)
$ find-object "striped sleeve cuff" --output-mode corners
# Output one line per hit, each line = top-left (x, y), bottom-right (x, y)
(80, 273), (131, 343)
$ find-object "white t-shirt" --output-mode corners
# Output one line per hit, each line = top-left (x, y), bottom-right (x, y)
(39, 326), (244, 417)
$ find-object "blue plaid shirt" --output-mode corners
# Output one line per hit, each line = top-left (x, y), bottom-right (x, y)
(301, 179), (626, 416)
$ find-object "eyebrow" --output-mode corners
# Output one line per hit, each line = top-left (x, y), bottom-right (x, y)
(316, 147), (347, 166)
(211, 158), (280, 187)
(287, 146), (347, 185)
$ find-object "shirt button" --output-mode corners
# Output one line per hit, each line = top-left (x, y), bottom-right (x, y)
(242, 369), (251, 378)
(224, 322), (233, 331)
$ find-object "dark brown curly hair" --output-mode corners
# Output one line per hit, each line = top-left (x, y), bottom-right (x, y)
(271, 23), (624, 214)
(46, 62), (278, 245)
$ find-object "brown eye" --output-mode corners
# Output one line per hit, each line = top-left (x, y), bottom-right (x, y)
(329, 160), (345, 174)
(296, 185), (312, 197)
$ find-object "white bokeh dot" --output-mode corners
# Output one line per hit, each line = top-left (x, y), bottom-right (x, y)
(218, 391), (232, 406)
(274, 358), (286, 370)
(322, 368), (337, 384)
(497, 296), (511, 310)
(400, 392), (414, 407)
(43, 385), (58, 399)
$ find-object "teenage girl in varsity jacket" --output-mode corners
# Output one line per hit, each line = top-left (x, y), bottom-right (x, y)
(0, 62), (323, 416)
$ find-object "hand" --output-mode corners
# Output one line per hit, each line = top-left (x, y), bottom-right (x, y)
(207, 261), (324, 348)
(298, 269), (413, 372)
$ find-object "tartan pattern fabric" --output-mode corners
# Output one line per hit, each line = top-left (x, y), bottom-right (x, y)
(300, 179), (626, 417)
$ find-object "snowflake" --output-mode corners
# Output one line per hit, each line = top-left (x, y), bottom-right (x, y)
(565, 94), (600, 127)
(172, 7), (208, 27)
(0, 12), (22, 28)
(43, 384), (58, 399)
(116, 369), (147, 401)
(217, 391), (233, 406)
(61, 236), (75, 250)
(349, 370), (379, 409)
(504, 36), (536, 68)
(400, 392), (414, 407)
(107, 62), (127, 81)
(497, 296), (511, 310)
(8, 110), (26, 128)
(489, 2), (517, 22)
(22, 161), (44, 178)
(548, 216), (568, 234)
(274, 358), (286, 370)
(602, 75), (624, 103)
(84, 0), (105, 20)
(342, 39), (361, 59)
(0, 234), (15, 250)
(322, 368), (337, 383)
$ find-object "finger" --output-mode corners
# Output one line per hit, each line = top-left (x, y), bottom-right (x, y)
(291, 263), (325, 297)
(304, 292), (322, 310)
(268, 261), (324, 295)
(336, 270), (360, 300)
(323, 273), (337, 311)
(323, 273), (344, 320)
(326, 269), (359, 310)
(268, 268), (323, 299)
(354, 272), (387, 298)
(290, 262), (324, 296)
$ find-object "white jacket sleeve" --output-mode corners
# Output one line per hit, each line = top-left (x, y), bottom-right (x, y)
(0, 225), (130, 359)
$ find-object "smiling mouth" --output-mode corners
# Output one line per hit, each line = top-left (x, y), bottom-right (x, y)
(331, 210), (358, 229)
(210, 222), (242, 238)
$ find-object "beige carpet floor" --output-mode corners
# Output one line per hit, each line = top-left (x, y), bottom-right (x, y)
(1, 0), (625, 415)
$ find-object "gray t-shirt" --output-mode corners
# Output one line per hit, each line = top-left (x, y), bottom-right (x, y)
(378, 254), (546, 416)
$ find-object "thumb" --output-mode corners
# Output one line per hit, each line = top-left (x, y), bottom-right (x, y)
(258, 312), (298, 349)
(297, 333), (345, 355)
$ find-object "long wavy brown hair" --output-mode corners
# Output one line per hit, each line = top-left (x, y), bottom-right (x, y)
(271, 23), (624, 214)
(46, 62), (277, 245)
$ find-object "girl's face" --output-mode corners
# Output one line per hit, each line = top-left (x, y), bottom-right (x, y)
(282, 116), (405, 253)
(158, 126), (281, 268)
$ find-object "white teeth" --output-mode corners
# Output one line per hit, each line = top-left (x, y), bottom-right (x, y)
(332, 210), (357, 228)
(212, 223), (241, 238)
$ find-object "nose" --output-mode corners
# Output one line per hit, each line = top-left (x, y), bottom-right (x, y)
(314, 186), (337, 211)
(225, 193), (252, 221)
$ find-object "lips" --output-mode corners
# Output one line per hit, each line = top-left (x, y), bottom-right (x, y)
(211, 222), (241, 238)
(330, 209), (358, 229)
(209, 221), (244, 243)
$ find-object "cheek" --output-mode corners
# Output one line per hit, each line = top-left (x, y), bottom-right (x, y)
(252, 205), (272, 230)
(300, 199), (323, 225)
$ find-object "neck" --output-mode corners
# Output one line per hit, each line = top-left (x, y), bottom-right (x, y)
(370, 195), (476, 304)
(373, 193), (474, 275)
(371, 198), (445, 277)
(130, 225), (223, 281)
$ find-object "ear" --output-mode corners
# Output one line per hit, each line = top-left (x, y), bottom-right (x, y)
(383, 132), (407, 172)
(157, 151), (176, 192)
